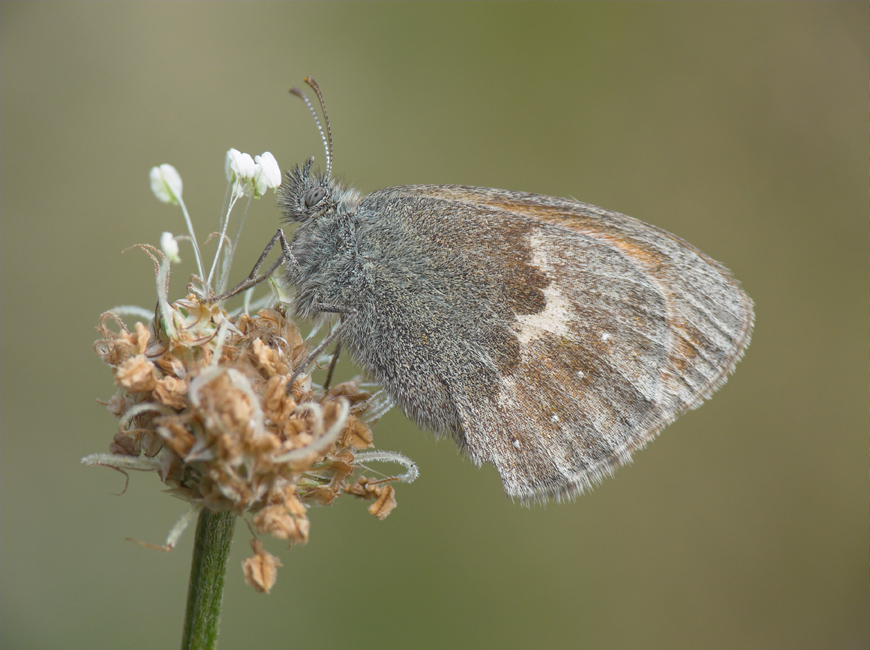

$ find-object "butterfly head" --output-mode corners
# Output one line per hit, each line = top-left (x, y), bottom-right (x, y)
(278, 157), (334, 223)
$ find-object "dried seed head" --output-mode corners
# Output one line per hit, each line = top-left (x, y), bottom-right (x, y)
(85, 160), (416, 591)
(87, 289), (416, 591)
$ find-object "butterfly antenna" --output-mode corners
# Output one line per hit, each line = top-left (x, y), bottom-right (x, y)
(289, 80), (333, 179)
(303, 77), (333, 179)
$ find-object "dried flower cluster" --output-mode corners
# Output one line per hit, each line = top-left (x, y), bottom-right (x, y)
(84, 152), (415, 593)
(87, 277), (412, 591)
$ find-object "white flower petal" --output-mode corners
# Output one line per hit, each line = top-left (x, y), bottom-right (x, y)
(237, 152), (256, 180)
(160, 231), (182, 263)
(225, 148), (242, 181)
(150, 164), (183, 204)
(251, 170), (267, 198)
(255, 152), (281, 190)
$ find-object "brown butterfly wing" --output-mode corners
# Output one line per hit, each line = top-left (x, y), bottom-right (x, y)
(364, 185), (754, 501)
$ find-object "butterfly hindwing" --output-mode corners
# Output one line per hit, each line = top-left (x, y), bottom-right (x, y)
(340, 185), (753, 501)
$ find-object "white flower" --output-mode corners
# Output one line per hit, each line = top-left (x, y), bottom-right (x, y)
(225, 149), (255, 185)
(160, 231), (181, 263)
(150, 164), (183, 204)
(225, 148), (239, 181)
(226, 149), (281, 199)
(251, 153), (281, 198)
(255, 152), (281, 191)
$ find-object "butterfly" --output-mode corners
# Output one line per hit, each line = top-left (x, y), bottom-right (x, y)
(229, 78), (754, 502)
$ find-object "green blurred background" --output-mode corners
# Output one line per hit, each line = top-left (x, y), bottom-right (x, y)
(2, 3), (866, 649)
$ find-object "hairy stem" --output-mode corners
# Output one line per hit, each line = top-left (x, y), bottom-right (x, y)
(181, 509), (236, 650)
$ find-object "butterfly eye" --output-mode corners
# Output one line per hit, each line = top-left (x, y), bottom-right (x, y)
(304, 186), (327, 207)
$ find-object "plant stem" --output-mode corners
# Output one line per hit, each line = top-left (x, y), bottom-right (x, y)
(181, 509), (236, 650)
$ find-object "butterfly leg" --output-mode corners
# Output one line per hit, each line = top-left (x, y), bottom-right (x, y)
(323, 341), (342, 390)
(212, 229), (298, 301)
(287, 304), (357, 392)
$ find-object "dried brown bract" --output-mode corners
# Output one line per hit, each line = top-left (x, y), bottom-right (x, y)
(85, 268), (416, 591)
(243, 539), (282, 594)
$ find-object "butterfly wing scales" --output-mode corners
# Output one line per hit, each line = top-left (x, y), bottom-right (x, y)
(355, 185), (754, 501)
